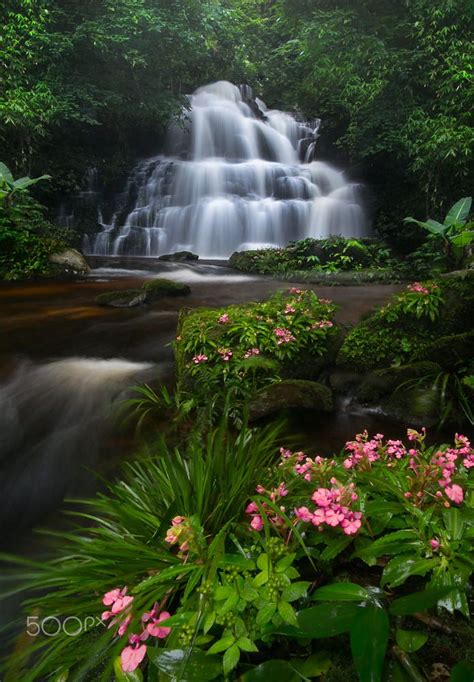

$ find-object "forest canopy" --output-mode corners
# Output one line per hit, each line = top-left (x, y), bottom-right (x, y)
(1, 0), (473, 224)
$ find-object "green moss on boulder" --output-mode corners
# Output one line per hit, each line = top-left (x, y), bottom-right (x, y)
(249, 380), (333, 420)
(142, 278), (191, 299)
(357, 361), (442, 403)
(413, 331), (474, 369)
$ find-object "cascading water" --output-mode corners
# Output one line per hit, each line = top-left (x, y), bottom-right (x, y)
(86, 81), (366, 259)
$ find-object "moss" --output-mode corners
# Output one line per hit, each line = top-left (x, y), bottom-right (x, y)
(95, 289), (147, 307)
(142, 278), (191, 298)
(413, 331), (474, 369)
(249, 379), (333, 420)
(357, 361), (441, 403)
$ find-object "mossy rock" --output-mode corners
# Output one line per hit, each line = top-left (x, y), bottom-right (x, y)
(249, 379), (333, 420)
(158, 251), (199, 262)
(357, 361), (441, 404)
(96, 289), (147, 307)
(413, 331), (474, 370)
(142, 278), (191, 299)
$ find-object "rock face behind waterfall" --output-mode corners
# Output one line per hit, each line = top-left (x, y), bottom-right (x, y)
(86, 81), (366, 259)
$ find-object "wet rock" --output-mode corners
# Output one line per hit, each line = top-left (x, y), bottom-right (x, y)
(357, 361), (442, 404)
(249, 379), (333, 420)
(142, 278), (191, 299)
(158, 251), (199, 262)
(49, 248), (90, 274)
(96, 289), (147, 307)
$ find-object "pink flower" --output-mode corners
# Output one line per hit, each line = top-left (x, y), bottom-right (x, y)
(117, 615), (131, 637)
(112, 595), (134, 614)
(341, 512), (362, 535)
(274, 328), (296, 344)
(147, 611), (172, 639)
(218, 313), (230, 324)
(121, 634), (148, 673)
(445, 484), (464, 504)
(280, 447), (292, 459)
(312, 488), (333, 507)
(284, 305), (296, 314)
(311, 508), (326, 526)
(244, 347), (260, 358)
(192, 354), (208, 364)
(430, 538), (440, 551)
(171, 516), (185, 526)
(103, 588), (124, 606)
(407, 282), (430, 295)
(289, 288), (302, 294)
(256, 484), (265, 494)
(245, 501), (259, 514)
(294, 506), (313, 522)
(311, 320), (333, 329)
(250, 515), (264, 531)
(325, 507), (345, 527)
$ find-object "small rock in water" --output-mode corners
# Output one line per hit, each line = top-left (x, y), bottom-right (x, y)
(158, 251), (199, 262)
(49, 248), (90, 274)
(96, 289), (147, 307)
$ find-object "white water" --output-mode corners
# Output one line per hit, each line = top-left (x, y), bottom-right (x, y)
(87, 81), (365, 259)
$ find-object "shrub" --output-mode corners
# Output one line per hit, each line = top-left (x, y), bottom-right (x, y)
(175, 288), (338, 411)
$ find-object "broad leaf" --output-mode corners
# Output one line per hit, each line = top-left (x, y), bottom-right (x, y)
(350, 607), (389, 682)
(450, 660), (474, 682)
(241, 660), (299, 681)
(395, 629), (428, 653)
(312, 582), (369, 602)
(445, 197), (472, 226)
(389, 587), (454, 615)
(381, 556), (438, 588)
(148, 648), (222, 681)
(276, 603), (359, 638)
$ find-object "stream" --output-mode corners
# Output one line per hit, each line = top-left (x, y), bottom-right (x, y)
(0, 260), (405, 544)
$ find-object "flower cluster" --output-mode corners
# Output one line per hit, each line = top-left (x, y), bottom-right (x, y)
(278, 447), (336, 484)
(244, 347), (260, 359)
(101, 588), (172, 673)
(407, 282), (437, 295)
(284, 304), (296, 314)
(165, 515), (195, 554)
(245, 483), (288, 532)
(342, 429), (472, 508)
(295, 481), (362, 535)
(192, 354), (208, 364)
(218, 348), (233, 361)
(311, 320), (334, 329)
(218, 313), (230, 324)
(274, 327), (296, 345)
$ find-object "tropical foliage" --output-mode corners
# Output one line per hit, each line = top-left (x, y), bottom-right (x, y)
(2, 424), (473, 681)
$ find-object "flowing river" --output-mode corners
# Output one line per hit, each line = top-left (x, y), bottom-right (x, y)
(0, 260), (404, 544)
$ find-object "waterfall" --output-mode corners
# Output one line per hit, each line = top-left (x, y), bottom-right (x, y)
(88, 81), (366, 259)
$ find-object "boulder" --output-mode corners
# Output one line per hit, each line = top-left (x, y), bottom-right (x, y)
(357, 361), (442, 404)
(249, 379), (333, 420)
(49, 248), (90, 274)
(142, 278), (191, 299)
(96, 289), (147, 307)
(158, 251), (199, 262)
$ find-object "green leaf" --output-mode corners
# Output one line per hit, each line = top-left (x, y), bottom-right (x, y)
(219, 590), (239, 614)
(451, 231), (474, 247)
(350, 607), (389, 682)
(389, 587), (455, 615)
(445, 197), (472, 226)
(281, 581), (310, 602)
(203, 611), (215, 635)
(395, 629), (428, 653)
(207, 635), (235, 655)
(0, 162), (14, 183)
(236, 636), (258, 653)
(320, 535), (353, 561)
(443, 508), (465, 540)
(256, 602), (277, 625)
(223, 643), (240, 675)
(278, 600), (298, 626)
(312, 582), (369, 602)
(355, 531), (422, 562)
(450, 660), (474, 682)
(291, 651), (332, 677)
(277, 603), (359, 638)
(253, 571), (269, 587)
(241, 584), (259, 602)
(275, 553), (296, 573)
(381, 556), (438, 588)
(114, 657), (143, 682)
(148, 648), (222, 681)
(214, 585), (233, 600)
(133, 564), (195, 593)
(240, 660), (298, 681)
(219, 554), (255, 571)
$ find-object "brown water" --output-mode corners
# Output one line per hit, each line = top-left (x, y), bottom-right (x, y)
(0, 260), (404, 538)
